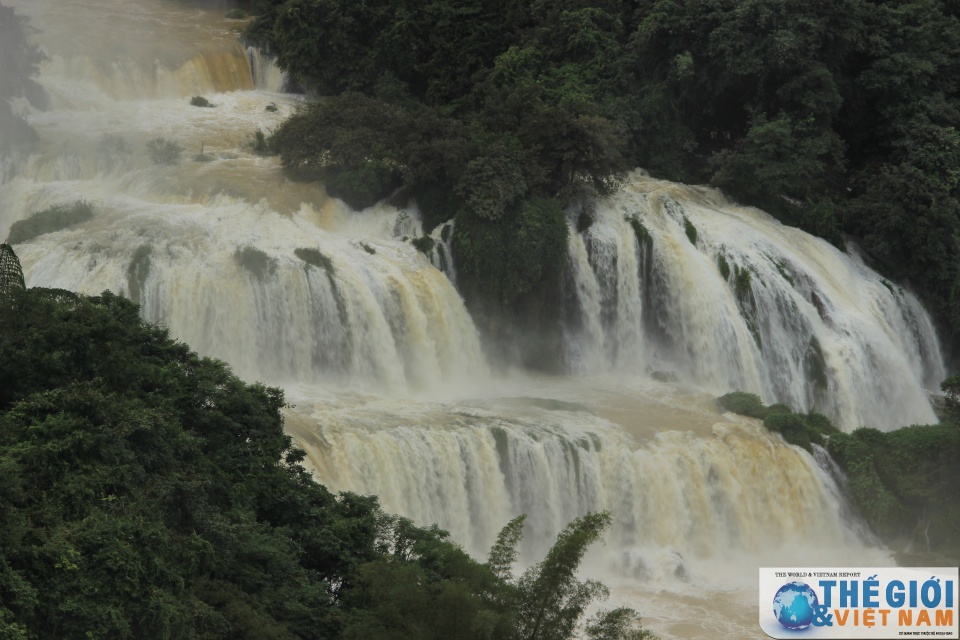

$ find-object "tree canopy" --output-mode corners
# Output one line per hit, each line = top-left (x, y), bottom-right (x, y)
(718, 390), (960, 567)
(248, 0), (960, 355)
(0, 280), (655, 639)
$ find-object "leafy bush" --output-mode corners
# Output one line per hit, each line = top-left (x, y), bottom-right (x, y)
(234, 245), (276, 280)
(190, 96), (214, 108)
(717, 392), (840, 453)
(456, 152), (527, 221)
(733, 265), (752, 300)
(453, 196), (568, 306)
(716, 392), (767, 419)
(576, 210), (594, 233)
(804, 336), (829, 391)
(683, 218), (697, 244)
(411, 235), (434, 255)
(294, 247), (334, 272)
(773, 258), (795, 286)
(828, 425), (960, 564)
(325, 164), (400, 210)
(146, 137), (183, 165)
(417, 183), (462, 234)
(764, 412), (814, 451)
(627, 216), (653, 249)
(7, 200), (94, 244)
(717, 253), (730, 280)
(0, 288), (661, 639)
(941, 374), (960, 423)
(250, 128), (270, 156)
(224, 8), (248, 19)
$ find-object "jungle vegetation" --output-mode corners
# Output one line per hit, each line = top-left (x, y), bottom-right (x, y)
(6, 201), (95, 245)
(0, 283), (655, 640)
(240, 0), (960, 568)
(718, 391), (960, 567)
(243, 0), (960, 361)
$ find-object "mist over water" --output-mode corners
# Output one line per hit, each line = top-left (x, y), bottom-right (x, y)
(0, 1), (939, 638)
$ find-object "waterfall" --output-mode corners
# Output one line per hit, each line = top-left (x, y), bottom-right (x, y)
(247, 46), (289, 93)
(2, 0), (484, 394)
(0, 1), (930, 636)
(563, 175), (944, 430)
(289, 390), (875, 568)
(12, 197), (488, 392)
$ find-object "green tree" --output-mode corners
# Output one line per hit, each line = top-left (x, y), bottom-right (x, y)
(0, 286), (659, 639)
(257, 0), (636, 367)
(827, 424), (960, 564)
(585, 608), (657, 640)
(254, 0), (960, 357)
(514, 512), (611, 640)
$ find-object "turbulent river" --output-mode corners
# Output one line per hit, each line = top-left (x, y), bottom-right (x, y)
(0, 1), (946, 638)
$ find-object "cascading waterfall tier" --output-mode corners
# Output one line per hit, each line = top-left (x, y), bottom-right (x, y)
(12, 197), (487, 393)
(564, 174), (944, 430)
(286, 380), (883, 572)
(2, 0), (485, 394)
(285, 378), (887, 640)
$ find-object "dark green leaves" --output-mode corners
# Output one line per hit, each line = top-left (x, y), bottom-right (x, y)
(486, 515), (526, 582)
(514, 512), (611, 640)
(453, 196), (568, 307)
(827, 424), (960, 564)
(0, 289), (660, 639)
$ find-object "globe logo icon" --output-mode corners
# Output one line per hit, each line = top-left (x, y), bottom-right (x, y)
(773, 581), (819, 630)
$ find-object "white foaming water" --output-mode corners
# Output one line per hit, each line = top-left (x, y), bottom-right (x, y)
(2, 0), (484, 394)
(564, 176), (944, 430)
(0, 1), (930, 638)
(286, 377), (889, 640)
(15, 198), (487, 392)
(290, 379), (872, 560)
(247, 46), (289, 93)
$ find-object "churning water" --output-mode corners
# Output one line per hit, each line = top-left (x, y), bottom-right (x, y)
(0, 1), (939, 637)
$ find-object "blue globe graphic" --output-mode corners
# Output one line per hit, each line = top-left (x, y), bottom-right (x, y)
(773, 582), (819, 630)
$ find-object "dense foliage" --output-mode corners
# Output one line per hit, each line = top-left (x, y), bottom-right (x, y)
(718, 391), (960, 566)
(828, 425), (960, 566)
(716, 392), (839, 452)
(247, 0), (960, 356)
(6, 200), (94, 245)
(0, 284), (654, 640)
